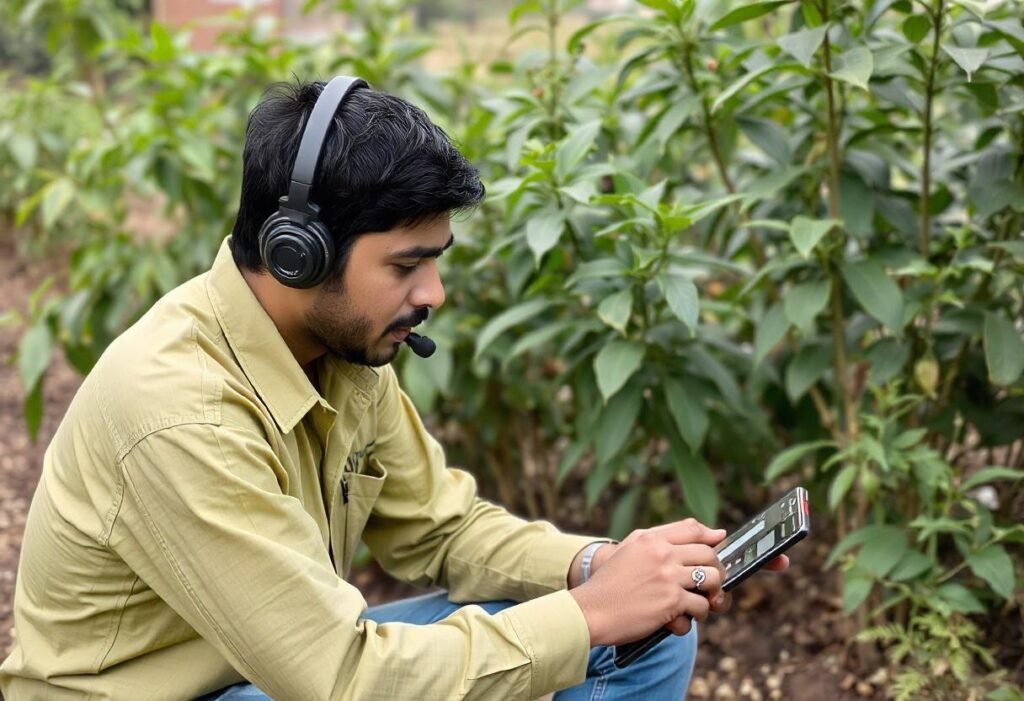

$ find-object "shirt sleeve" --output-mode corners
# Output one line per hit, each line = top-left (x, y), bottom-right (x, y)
(364, 367), (599, 603)
(111, 420), (591, 701)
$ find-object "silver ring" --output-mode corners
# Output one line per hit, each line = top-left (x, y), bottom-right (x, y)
(691, 567), (707, 591)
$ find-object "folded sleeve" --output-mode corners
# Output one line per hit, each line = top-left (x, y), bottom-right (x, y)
(110, 420), (590, 700)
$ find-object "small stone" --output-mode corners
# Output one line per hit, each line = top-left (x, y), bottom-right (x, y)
(689, 677), (710, 698)
(714, 684), (736, 700)
(769, 691), (782, 701)
(856, 682), (873, 697)
(840, 674), (856, 690)
(868, 668), (888, 685)
(765, 675), (781, 691)
(719, 656), (738, 673)
(778, 650), (790, 663)
(739, 678), (759, 698)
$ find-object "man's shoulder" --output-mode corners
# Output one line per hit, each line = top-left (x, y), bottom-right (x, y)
(85, 274), (236, 455)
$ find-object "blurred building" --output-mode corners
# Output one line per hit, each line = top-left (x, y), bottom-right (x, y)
(151, 0), (348, 51)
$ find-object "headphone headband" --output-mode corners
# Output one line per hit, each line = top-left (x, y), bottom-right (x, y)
(284, 75), (368, 215)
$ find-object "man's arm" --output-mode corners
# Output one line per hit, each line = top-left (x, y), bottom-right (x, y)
(363, 366), (603, 603)
(112, 420), (590, 700)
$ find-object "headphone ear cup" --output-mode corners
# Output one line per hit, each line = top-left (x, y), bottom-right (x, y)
(258, 212), (335, 289)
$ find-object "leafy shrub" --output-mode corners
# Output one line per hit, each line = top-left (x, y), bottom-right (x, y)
(5, 0), (1022, 690)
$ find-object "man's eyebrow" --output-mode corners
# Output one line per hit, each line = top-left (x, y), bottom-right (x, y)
(390, 233), (455, 259)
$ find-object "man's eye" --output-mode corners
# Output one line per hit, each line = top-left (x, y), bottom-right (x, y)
(393, 263), (418, 276)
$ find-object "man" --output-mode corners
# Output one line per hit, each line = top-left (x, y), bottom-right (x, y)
(1, 78), (785, 699)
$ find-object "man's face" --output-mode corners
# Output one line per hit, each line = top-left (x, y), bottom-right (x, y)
(305, 215), (452, 367)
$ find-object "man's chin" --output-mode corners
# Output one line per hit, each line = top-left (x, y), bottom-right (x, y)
(327, 341), (400, 368)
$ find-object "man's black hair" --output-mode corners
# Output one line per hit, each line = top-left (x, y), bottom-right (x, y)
(230, 79), (485, 277)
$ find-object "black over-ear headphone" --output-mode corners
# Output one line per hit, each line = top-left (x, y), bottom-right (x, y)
(258, 76), (369, 289)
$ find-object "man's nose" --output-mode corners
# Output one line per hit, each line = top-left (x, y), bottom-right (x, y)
(410, 260), (445, 310)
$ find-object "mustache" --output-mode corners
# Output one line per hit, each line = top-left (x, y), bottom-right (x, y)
(383, 308), (429, 336)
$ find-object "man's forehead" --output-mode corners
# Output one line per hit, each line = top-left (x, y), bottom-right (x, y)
(364, 221), (454, 256)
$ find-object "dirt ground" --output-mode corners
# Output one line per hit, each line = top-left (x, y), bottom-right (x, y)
(0, 236), (1017, 700)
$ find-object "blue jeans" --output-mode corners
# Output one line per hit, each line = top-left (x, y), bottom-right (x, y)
(206, 592), (696, 700)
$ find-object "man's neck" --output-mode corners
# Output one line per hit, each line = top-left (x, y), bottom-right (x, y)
(241, 268), (324, 371)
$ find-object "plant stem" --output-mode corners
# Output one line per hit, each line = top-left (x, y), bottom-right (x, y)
(820, 18), (859, 444)
(919, 0), (945, 258)
(680, 47), (769, 269)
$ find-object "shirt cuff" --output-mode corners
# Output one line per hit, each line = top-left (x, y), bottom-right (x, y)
(521, 532), (603, 599)
(499, 589), (591, 699)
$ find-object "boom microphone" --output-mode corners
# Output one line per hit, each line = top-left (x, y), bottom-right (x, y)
(404, 332), (436, 358)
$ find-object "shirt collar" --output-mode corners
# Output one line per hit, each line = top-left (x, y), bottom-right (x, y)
(205, 238), (325, 433)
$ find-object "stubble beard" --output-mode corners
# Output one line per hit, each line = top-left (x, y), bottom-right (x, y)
(306, 281), (400, 368)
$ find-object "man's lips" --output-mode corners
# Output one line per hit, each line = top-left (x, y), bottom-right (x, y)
(390, 327), (412, 341)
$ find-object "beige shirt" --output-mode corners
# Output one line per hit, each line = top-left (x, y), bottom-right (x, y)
(1, 239), (594, 700)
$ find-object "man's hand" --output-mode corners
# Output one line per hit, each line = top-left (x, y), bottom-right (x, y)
(568, 519), (728, 647)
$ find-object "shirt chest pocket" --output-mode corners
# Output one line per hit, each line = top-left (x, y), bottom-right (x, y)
(331, 457), (387, 579)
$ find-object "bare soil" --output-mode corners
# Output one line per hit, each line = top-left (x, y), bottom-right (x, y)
(0, 237), (1017, 700)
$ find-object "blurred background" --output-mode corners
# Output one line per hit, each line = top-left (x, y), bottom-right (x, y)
(1, 1), (1023, 698)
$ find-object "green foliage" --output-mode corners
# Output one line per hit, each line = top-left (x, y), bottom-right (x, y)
(4, 0), (1023, 682)
(859, 610), (1020, 700)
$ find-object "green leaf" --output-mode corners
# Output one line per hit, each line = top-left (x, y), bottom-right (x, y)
(901, 14), (931, 43)
(764, 440), (835, 482)
(936, 583), (985, 614)
(969, 149), (1020, 218)
(595, 382), (643, 464)
(526, 206), (566, 264)
(609, 485), (642, 541)
(888, 550), (933, 581)
(983, 312), (1024, 385)
(710, 1), (793, 31)
(712, 63), (793, 114)
(657, 272), (699, 333)
(789, 217), (841, 258)
(597, 288), (633, 335)
(17, 322), (53, 391)
(785, 344), (831, 400)
(737, 116), (792, 165)
(475, 299), (554, 359)
(842, 572), (873, 612)
(855, 531), (907, 578)
(827, 525), (905, 568)
(566, 258), (629, 287)
(594, 340), (646, 401)
(555, 120), (601, 182)
(831, 46), (874, 91)
(556, 440), (590, 487)
(866, 338), (908, 386)
(966, 545), (1015, 599)
(783, 279), (830, 332)
(777, 23), (829, 68)
(40, 178), (75, 230)
(665, 378), (709, 453)
(8, 134), (38, 170)
(754, 303), (789, 367)
(829, 463), (857, 510)
(840, 260), (904, 333)
(963, 467), (1024, 492)
(24, 380), (44, 441)
(838, 170), (874, 238)
(671, 441), (719, 524)
(943, 46), (989, 80)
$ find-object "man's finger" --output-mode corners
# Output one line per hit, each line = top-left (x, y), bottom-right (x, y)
(653, 518), (726, 546)
(666, 616), (693, 636)
(763, 555), (790, 572)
